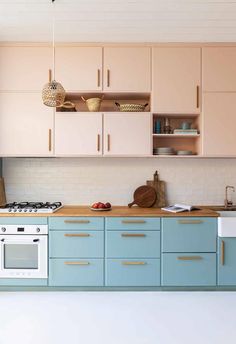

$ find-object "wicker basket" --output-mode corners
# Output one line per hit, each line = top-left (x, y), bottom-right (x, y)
(115, 102), (148, 112)
(58, 101), (76, 112)
(81, 95), (104, 112)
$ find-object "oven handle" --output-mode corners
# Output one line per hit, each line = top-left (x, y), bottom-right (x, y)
(33, 239), (40, 242)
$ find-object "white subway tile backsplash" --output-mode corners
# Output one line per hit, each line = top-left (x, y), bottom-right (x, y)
(3, 157), (236, 206)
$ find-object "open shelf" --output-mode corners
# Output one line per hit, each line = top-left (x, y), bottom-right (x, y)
(152, 134), (200, 138)
(56, 92), (151, 112)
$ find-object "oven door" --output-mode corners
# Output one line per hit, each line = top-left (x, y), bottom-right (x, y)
(0, 235), (48, 278)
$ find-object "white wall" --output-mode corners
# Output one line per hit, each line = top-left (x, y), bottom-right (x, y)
(3, 157), (236, 206)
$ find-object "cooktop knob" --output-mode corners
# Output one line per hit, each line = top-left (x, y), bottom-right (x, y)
(1, 227), (6, 232)
(36, 228), (40, 233)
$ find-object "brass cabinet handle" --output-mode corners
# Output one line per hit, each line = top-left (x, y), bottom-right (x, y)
(97, 69), (101, 87)
(178, 220), (203, 225)
(221, 240), (225, 266)
(121, 233), (146, 237)
(122, 220), (146, 224)
(64, 233), (90, 237)
(49, 69), (52, 82)
(64, 220), (90, 224)
(97, 134), (100, 152)
(107, 134), (110, 151)
(107, 69), (110, 87)
(64, 261), (90, 266)
(122, 261), (146, 266)
(177, 256), (203, 261)
(48, 129), (52, 152)
(196, 85), (200, 109)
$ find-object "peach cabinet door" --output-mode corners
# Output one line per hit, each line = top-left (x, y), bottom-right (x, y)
(0, 47), (51, 91)
(203, 93), (236, 156)
(103, 113), (152, 156)
(55, 47), (102, 92)
(55, 112), (103, 156)
(152, 48), (201, 114)
(103, 47), (151, 92)
(0, 93), (54, 156)
(203, 48), (236, 92)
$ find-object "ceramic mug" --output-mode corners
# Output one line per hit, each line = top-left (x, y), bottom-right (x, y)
(181, 121), (191, 130)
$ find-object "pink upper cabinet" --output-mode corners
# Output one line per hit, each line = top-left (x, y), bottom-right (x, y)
(203, 93), (236, 156)
(152, 47), (201, 114)
(103, 47), (151, 92)
(0, 47), (51, 91)
(203, 47), (236, 92)
(55, 47), (103, 92)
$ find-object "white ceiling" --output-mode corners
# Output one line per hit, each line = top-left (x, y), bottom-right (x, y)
(1, 0), (236, 42)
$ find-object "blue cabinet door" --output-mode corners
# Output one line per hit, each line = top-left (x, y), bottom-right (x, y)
(218, 238), (236, 286)
(162, 218), (217, 253)
(162, 253), (216, 286)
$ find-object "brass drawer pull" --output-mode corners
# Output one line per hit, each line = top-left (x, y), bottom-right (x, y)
(177, 256), (203, 261)
(64, 261), (90, 266)
(97, 69), (101, 87)
(97, 134), (100, 152)
(64, 233), (90, 237)
(121, 233), (146, 237)
(221, 240), (225, 266)
(48, 129), (52, 152)
(178, 220), (203, 225)
(49, 69), (52, 82)
(64, 220), (90, 224)
(196, 85), (200, 108)
(107, 134), (110, 151)
(122, 261), (146, 266)
(122, 220), (146, 224)
(107, 69), (110, 87)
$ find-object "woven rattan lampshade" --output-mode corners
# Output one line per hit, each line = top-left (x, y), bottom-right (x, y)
(42, 0), (66, 108)
(42, 80), (66, 107)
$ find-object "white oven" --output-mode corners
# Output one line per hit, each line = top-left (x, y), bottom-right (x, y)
(0, 225), (48, 279)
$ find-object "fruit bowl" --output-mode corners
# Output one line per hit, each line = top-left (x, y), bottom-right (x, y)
(90, 202), (112, 211)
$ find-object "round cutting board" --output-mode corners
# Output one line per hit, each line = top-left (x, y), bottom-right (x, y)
(128, 185), (157, 208)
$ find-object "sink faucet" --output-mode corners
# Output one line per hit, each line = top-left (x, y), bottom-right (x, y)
(224, 185), (235, 208)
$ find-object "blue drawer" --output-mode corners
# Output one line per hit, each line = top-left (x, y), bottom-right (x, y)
(162, 218), (217, 252)
(0, 217), (48, 225)
(49, 217), (104, 230)
(105, 259), (160, 286)
(105, 217), (160, 231)
(106, 231), (160, 258)
(49, 258), (104, 286)
(50, 231), (104, 258)
(161, 253), (216, 286)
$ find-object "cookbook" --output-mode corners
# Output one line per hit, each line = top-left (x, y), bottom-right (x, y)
(161, 204), (199, 213)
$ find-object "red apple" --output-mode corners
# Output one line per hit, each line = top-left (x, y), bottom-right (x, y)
(92, 203), (99, 209)
(98, 203), (105, 209)
(105, 202), (111, 209)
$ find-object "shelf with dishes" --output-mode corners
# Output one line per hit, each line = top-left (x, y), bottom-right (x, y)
(56, 92), (150, 113)
(152, 114), (202, 156)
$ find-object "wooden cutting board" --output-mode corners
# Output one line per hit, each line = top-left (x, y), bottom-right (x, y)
(128, 185), (157, 208)
(0, 177), (6, 206)
(146, 171), (166, 208)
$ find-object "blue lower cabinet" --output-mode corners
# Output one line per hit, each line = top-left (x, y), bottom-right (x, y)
(0, 279), (48, 286)
(106, 231), (160, 258)
(105, 259), (160, 286)
(106, 217), (160, 231)
(49, 259), (104, 286)
(162, 253), (216, 286)
(218, 238), (236, 286)
(50, 231), (104, 258)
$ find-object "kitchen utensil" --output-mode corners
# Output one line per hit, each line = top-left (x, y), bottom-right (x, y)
(115, 102), (148, 112)
(181, 121), (191, 130)
(154, 119), (161, 133)
(81, 95), (104, 112)
(58, 101), (76, 112)
(0, 178), (6, 206)
(176, 150), (194, 155)
(146, 171), (166, 208)
(128, 185), (156, 208)
(163, 117), (172, 134)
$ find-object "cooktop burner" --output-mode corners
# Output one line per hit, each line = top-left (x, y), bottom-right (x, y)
(0, 202), (63, 213)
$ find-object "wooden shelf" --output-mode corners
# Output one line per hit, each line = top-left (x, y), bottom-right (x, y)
(152, 134), (200, 138)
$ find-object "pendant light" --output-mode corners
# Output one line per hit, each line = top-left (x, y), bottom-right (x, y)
(42, 0), (66, 107)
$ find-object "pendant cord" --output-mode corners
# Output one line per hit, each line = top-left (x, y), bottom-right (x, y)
(52, 0), (55, 80)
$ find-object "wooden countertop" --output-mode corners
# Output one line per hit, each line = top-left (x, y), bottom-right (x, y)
(0, 206), (219, 217)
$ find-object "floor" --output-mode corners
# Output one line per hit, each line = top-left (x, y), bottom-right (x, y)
(0, 291), (235, 344)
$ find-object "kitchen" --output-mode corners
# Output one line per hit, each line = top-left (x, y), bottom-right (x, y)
(1, 0), (236, 343)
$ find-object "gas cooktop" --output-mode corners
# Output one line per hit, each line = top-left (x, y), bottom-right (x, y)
(0, 202), (63, 213)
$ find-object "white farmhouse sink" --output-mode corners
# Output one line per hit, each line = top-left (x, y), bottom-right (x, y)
(218, 211), (236, 237)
